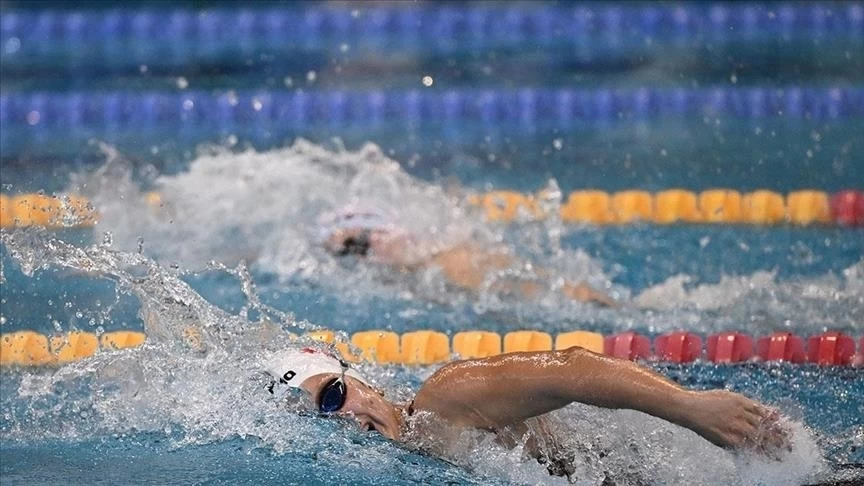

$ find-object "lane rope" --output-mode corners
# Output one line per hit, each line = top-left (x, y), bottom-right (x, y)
(2, 189), (862, 228)
(2, 4), (860, 65)
(1, 329), (861, 367)
(3, 88), (863, 130)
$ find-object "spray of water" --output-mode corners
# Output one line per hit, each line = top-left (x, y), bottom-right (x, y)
(60, 141), (863, 338)
(0, 230), (832, 485)
(633, 263), (864, 335)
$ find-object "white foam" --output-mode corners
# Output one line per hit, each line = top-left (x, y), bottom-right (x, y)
(62, 141), (863, 338)
(633, 260), (864, 335)
(0, 234), (840, 484)
(63, 141), (620, 316)
(400, 400), (826, 485)
(71, 140), (476, 274)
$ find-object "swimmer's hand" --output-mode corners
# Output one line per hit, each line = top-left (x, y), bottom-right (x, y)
(683, 390), (792, 459)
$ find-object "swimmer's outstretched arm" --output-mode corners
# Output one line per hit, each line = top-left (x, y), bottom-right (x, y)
(430, 245), (618, 307)
(412, 347), (788, 455)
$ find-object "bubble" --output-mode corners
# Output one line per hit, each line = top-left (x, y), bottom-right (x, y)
(26, 111), (41, 126)
(4, 37), (21, 54)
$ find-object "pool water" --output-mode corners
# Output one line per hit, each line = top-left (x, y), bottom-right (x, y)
(2, 2), (864, 485)
(1, 142), (862, 485)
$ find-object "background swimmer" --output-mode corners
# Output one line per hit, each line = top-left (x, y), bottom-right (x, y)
(318, 206), (618, 307)
(265, 345), (791, 480)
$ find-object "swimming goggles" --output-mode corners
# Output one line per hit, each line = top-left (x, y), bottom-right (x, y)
(336, 229), (372, 257)
(317, 360), (349, 413)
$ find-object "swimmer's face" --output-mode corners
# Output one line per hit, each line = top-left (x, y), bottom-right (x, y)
(300, 373), (403, 441)
(324, 228), (388, 258)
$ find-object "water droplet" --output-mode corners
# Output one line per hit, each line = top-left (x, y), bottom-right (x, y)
(226, 90), (239, 106)
(4, 37), (21, 54)
(26, 111), (40, 125)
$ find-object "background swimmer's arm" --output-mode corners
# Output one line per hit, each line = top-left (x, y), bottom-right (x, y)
(413, 347), (787, 453)
(560, 281), (618, 307)
(431, 245), (617, 307)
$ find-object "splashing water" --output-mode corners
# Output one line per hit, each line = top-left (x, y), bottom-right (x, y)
(66, 141), (614, 301)
(0, 231), (837, 485)
(59, 141), (863, 339)
(632, 264), (864, 335)
(71, 140), (479, 272)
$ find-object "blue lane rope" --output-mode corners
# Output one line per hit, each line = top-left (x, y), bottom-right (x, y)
(3, 4), (861, 42)
(1, 4), (862, 66)
(1, 88), (862, 129)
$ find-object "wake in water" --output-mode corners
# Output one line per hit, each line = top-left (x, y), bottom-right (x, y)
(631, 263), (864, 336)
(67, 141), (618, 304)
(60, 140), (864, 338)
(0, 232), (834, 485)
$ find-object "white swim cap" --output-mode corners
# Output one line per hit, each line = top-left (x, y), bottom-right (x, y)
(263, 347), (369, 397)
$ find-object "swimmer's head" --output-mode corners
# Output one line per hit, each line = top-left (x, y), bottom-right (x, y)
(263, 347), (403, 439)
(316, 205), (398, 258)
(263, 347), (369, 398)
(335, 228), (373, 257)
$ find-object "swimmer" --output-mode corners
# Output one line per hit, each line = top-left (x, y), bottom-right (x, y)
(317, 207), (618, 307)
(264, 346), (791, 478)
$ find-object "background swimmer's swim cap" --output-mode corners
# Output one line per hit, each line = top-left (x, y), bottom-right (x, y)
(263, 347), (369, 396)
(315, 204), (397, 243)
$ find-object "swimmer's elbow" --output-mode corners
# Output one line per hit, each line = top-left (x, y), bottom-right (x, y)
(560, 345), (600, 366)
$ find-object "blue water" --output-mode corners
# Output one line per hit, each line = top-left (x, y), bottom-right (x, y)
(1, 224), (863, 336)
(1, 364), (862, 485)
(2, 2), (864, 485)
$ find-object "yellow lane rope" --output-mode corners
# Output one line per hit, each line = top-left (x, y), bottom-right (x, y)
(1, 189), (862, 228)
(1, 329), (860, 367)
